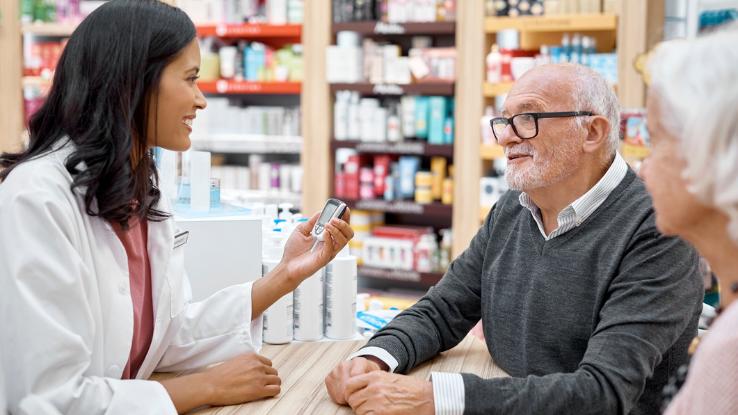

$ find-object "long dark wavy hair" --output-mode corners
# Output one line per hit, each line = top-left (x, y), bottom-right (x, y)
(0, 0), (196, 227)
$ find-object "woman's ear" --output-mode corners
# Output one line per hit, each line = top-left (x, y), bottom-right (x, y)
(582, 115), (611, 154)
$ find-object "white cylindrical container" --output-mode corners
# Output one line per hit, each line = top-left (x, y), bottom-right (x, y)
(324, 254), (358, 340)
(293, 269), (324, 341)
(262, 259), (294, 344)
(218, 46), (238, 79)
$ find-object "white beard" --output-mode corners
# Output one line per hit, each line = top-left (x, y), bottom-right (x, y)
(505, 138), (582, 191)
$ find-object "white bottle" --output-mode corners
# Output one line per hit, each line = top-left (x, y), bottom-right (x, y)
(374, 107), (388, 142)
(262, 228), (294, 344)
(387, 103), (402, 142)
(401, 96), (416, 138)
(486, 44), (502, 84)
(267, 0), (287, 24)
(294, 268), (325, 341)
(219, 46), (238, 79)
(348, 92), (361, 140)
(334, 92), (350, 141)
(324, 247), (358, 340)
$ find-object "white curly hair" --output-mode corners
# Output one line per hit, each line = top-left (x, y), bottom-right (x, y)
(648, 23), (738, 243)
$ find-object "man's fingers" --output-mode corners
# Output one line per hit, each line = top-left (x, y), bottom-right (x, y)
(345, 371), (377, 398)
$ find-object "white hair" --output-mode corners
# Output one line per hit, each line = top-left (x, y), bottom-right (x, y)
(648, 23), (738, 243)
(568, 64), (621, 156)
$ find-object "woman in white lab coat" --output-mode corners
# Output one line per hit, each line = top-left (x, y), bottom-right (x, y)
(0, 1), (353, 414)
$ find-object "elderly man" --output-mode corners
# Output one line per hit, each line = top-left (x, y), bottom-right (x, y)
(325, 64), (703, 415)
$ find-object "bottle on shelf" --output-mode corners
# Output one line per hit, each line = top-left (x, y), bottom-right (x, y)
(486, 44), (502, 84)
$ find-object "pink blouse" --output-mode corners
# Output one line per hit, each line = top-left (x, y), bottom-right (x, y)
(664, 300), (738, 415)
(112, 219), (154, 379)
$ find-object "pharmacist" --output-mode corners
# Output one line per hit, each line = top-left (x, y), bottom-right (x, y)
(326, 64), (703, 415)
(0, 1), (353, 414)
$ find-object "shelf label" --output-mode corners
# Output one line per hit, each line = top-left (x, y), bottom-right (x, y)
(356, 200), (424, 214)
(215, 80), (264, 94)
(356, 142), (425, 154)
(360, 267), (421, 282)
(374, 22), (405, 34)
(372, 84), (405, 95)
(215, 24), (264, 37)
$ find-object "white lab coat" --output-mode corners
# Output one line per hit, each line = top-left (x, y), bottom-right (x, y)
(0, 141), (263, 414)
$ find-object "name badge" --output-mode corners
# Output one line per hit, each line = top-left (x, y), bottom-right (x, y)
(174, 230), (189, 249)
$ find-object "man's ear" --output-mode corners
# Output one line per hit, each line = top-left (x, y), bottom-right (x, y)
(582, 115), (611, 154)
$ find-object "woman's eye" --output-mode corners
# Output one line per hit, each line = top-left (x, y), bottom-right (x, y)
(188, 76), (200, 83)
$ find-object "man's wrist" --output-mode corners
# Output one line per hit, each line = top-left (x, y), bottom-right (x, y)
(359, 355), (389, 371)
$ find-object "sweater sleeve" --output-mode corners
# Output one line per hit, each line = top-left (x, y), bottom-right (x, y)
(361, 205), (494, 373)
(460, 221), (703, 415)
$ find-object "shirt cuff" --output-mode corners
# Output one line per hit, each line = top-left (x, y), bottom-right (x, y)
(430, 372), (465, 415)
(347, 347), (400, 373)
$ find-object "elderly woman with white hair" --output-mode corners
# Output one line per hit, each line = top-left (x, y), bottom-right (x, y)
(639, 23), (738, 414)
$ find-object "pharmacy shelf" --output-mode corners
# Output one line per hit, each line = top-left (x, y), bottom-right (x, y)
(480, 144), (505, 160)
(332, 21), (455, 36)
(191, 135), (302, 154)
(329, 82), (455, 96)
(358, 266), (445, 287)
(196, 23), (301, 39)
(331, 140), (454, 158)
(483, 82), (514, 97)
(21, 22), (77, 36)
(343, 199), (452, 216)
(22, 76), (52, 87)
(197, 80), (301, 95)
(222, 189), (301, 206)
(484, 14), (617, 33)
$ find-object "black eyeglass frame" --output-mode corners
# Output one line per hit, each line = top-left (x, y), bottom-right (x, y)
(490, 111), (595, 141)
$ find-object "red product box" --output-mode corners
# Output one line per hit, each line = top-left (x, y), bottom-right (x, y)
(372, 225), (433, 243)
(373, 155), (392, 196)
(334, 172), (346, 198)
(344, 154), (366, 200)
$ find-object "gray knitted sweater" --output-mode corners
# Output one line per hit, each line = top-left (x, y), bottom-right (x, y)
(364, 170), (703, 414)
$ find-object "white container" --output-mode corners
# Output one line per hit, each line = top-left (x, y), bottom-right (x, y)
(293, 269), (324, 341)
(324, 253), (358, 340)
(401, 96), (416, 138)
(347, 93), (361, 140)
(267, 0), (287, 24)
(189, 151), (211, 212)
(263, 259), (294, 344)
(218, 46), (238, 79)
(486, 44), (502, 84)
(334, 91), (350, 140)
(373, 107), (388, 142)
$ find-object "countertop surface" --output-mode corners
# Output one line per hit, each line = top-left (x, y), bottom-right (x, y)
(158, 334), (507, 414)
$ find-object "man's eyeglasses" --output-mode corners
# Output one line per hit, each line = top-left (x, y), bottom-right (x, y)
(490, 111), (594, 141)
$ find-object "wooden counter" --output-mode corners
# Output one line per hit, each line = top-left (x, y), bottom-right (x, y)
(157, 335), (507, 414)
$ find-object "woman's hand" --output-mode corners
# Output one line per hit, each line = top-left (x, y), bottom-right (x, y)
(251, 209), (354, 319)
(200, 353), (281, 406)
(280, 209), (354, 286)
(159, 352), (280, 413)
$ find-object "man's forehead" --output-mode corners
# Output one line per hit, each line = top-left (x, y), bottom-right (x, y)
(503, 93), (548, 114)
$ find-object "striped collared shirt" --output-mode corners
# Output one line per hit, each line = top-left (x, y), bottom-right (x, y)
(519, 153), (629, 240)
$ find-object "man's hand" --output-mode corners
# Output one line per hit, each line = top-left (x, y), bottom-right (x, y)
(325, 357), (383, 405)
(344, 371), (435, 415)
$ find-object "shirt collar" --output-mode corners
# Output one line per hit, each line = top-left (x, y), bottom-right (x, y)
(518, 152), (628, 225)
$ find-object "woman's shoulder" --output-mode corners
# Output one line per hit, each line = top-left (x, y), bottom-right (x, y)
(0, 143), (76, 206)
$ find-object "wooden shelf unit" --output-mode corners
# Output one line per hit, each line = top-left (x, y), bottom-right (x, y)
(0, 1), (665, 261)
